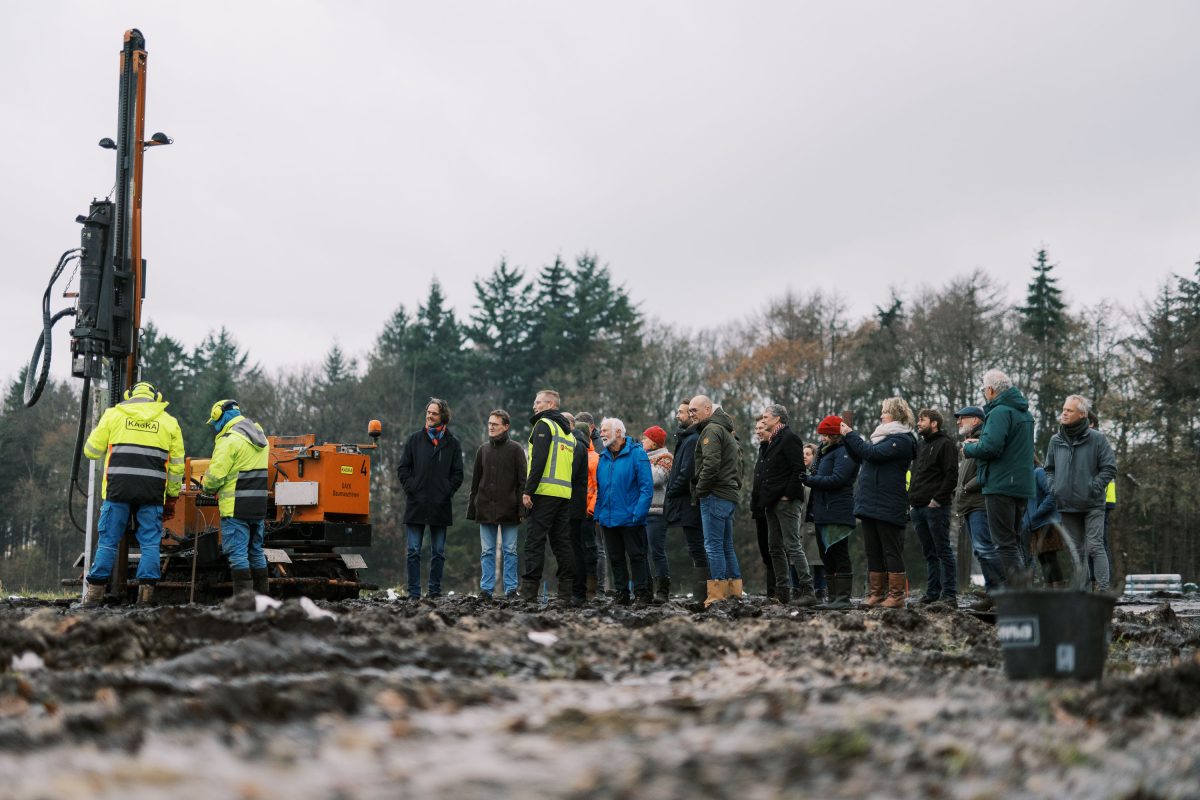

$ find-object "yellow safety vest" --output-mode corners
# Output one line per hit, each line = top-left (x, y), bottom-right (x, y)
(527, 417), (575, 499)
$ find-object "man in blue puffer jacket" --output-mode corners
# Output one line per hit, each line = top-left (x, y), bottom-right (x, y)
(595, 417), (654, 604)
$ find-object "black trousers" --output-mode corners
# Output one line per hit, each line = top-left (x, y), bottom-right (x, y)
(568, 517), (598, 599)
(755, 515), (776, 590)
(816, 527), (852, 576)
(861, 517), (905, 573)
(522, 496), (575, 589)
(984, 494), (1028, 582)
(677, 524), (709, 578)
(603, 524), (650, 597)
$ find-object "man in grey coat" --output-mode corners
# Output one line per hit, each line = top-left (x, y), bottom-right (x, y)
(1044, 394), (1117, 592)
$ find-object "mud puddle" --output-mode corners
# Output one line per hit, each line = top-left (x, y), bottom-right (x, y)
(1, 594), (1199, 799)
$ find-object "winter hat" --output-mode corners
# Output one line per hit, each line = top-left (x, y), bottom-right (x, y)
(816, 415), (844, 435)
(642, 425), (667, 448)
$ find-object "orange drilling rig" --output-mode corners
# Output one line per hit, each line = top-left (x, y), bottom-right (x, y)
(24, 30), (380, 602)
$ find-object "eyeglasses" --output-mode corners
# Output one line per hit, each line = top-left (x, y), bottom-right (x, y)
(487, 422), (505, 428)
(687, 408), (699, 416)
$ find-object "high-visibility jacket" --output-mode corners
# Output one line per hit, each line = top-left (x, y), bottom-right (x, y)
(83, 397), (185, 504)
(203, 415), (270, 519)
(527, 417), (575, 499)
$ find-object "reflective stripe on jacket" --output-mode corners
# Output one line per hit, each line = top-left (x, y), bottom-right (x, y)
(203, 415), (270, 519)
(526, 417), (575, 499)
(83, 397), (185, 504)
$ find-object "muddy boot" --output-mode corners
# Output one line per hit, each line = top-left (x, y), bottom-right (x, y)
(616, 592), (633, 606)
(136, 583), (155, 606)
(653, 577), (670, 604)
(703, 579), (726, 609)
(791, 589), (819, 609)
(519, 580), (542, 606)
(863, 571), (887, 608)
(231, 568), (253, 596)
(881, 573), (907, 608)
(82, 581), (107, 607)
(968, 594), (994, 612)
(585, 575), (598, 601)
(774, 586), (791, 604)
(251, 568), (270, 595)
(728, 579), (744, 601)
(815, 574), (853, 610)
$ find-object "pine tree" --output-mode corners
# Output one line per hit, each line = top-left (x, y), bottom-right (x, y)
(1018, 249), (1071, 452)
(468, 260), (532, 411)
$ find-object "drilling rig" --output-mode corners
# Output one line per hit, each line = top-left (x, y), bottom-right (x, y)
(25, 30), (379, 603)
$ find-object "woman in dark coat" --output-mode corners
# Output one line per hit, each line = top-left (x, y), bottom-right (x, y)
(803, 416), (860, 609)
(841, 397), (918, 609)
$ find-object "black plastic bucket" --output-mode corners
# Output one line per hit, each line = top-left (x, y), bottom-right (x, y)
(992, 589), (1117, 680)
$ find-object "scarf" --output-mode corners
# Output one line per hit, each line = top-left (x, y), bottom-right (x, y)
(427, 424), (446, 447)
(869, 420), (913, 444)
(1061, 418), (1089, 442)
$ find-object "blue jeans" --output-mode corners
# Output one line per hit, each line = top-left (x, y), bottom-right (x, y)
(912, 505), (956, 599)
(87, 500), (163, 583)
(221, 517), (266, 571)
(406, 524), (447, 597)
(965, 509), (1004, 590)
(700, 495), (740, 580)
(646, 514), (670, 580)
(480, 524), (519, 594)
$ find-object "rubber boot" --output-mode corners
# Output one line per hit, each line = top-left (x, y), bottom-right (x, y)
(136, 583), (155, 606)
(863, 571), (887, 608)
(653, 577), (670, 604)
(82, 581), (107, 607)
(728, 578), (744, 601)
(881, 573), (907, 608)
(519, 580), (542, 605)
(791, 588), (819, 609)
(703, 579), (726, 608)
(586, 575), (598, 601)
(815, 574), (853, 610)
(231, 568), (253, 595)
(251, 568), (270, 595)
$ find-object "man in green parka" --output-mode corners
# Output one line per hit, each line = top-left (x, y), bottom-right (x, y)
(203, 399), (271, 595)
(962, 369), (1035, 585)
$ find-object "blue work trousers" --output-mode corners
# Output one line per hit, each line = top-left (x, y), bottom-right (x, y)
(222, 517), (267, 571)
(87, 500), (163, 583)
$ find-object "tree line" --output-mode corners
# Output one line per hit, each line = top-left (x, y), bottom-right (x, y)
(2, 250), (1198, 593)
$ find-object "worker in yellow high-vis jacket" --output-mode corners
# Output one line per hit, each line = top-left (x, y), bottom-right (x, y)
(82, 381), (185, 605)
(203, 399), (271, 596)
(519, 389), (577, 604)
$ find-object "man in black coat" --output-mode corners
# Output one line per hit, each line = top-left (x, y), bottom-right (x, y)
(397, 398), (464, 600)
(909, 408), (959, 606)
(665, 400), (709, 602)
(759, 404), (817, 606)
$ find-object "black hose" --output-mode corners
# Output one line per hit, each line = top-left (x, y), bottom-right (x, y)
(24, 249), (82, 408)
(70, 375), (92, 497)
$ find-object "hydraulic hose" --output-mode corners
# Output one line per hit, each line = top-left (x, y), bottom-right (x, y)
(23, 249), (82, 408)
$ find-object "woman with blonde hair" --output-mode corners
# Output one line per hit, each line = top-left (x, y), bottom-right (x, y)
(840, 397), (918, 608)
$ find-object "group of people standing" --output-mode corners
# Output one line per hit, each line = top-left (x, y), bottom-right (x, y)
(400, 368), (1118, 609)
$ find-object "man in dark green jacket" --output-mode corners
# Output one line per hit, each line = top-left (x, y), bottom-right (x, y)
(962, 370), (1035, 584)
(688, 395), (743, 605)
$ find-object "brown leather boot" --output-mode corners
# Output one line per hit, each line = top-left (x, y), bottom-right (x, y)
(137, 583), (155, 606)
(863, 571), (887, 608)
(585, 575), (598, 601)
(703, 579), (726, 608)
(728, 579), (744, 601)
(882, 573), (908, 608)
(82, 581), (107, 607)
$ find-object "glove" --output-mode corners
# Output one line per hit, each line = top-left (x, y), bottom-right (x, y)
(163, 495), (178, 521)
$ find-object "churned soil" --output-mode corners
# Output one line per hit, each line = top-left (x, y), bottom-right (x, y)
(0, 593), (1198, 799)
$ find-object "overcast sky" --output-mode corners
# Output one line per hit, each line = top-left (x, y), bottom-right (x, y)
(3, 1), (1199, 385)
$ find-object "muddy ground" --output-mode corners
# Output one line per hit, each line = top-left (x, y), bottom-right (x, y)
(1, 594), (1199, 800)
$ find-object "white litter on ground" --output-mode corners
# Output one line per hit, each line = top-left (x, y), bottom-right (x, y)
(527, 631), (559, 646)
(255, 594), (283, 612)
(11, 651), (44, 671)
(300, 596), (335, 620)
